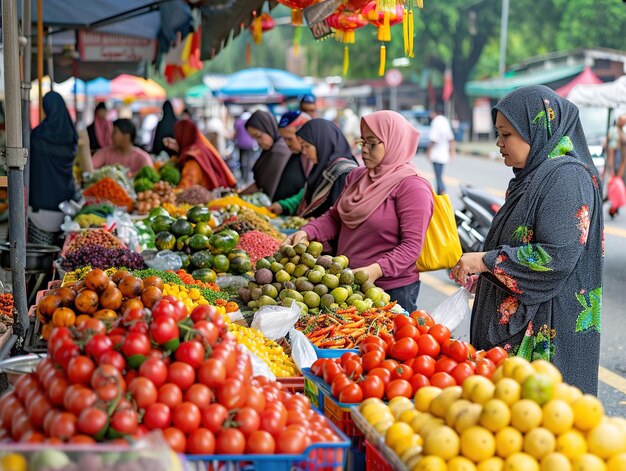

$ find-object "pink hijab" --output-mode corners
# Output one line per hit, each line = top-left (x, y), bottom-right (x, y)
(337, 110), (420, 229)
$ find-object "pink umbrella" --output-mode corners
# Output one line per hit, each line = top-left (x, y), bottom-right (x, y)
(110, 74), (166, 99)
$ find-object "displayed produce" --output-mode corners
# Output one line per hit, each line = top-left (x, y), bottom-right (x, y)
(87, 165), (135, 197)
(83, 177), (134, 212)
(75, 213), (106, 228)
(295, 303), (397, 349)
(0, 292), (14, 334)
(60, 246), (146, 272)
(216, 208), (283, 241)
(135, 181), (176, 215)
(75, 199), (115, 228)
(132, 268), (227, 305)
(161, 202), (193, 218)
(158, 163), (181, 187)
(235, 230), (281, 266)
(356, 356), (626, 471)
(175, 185), (214, 206)
(280, 216), (309, 230)
(174, 269), (221, 291)
(63, 229), (125, 255)
(309, 311), (508, 402)
(238, 242), (389, 315)
(240, 192), (272, 207)
(208, 195), (276, 218)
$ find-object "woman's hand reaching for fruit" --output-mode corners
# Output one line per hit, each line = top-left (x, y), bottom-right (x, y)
(282, 230), (308, 247)
(268, 202), (283, 215)
(450, 253), (488, 287)
(353, 263), (383, 283)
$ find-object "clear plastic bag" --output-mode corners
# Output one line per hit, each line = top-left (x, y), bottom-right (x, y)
(217, 274), (250, 291)
(289, 328), (317, 370)
(239, 344), (276, 380)
(142, 250), (182, 271)
(431, 287), (473, 340)
(251, 302), (300, 341)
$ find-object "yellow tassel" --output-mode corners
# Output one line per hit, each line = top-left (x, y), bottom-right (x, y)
(291, 9), (303, 25)
(246, 42), (251, 64)
(409, 10), (414, 58)
(345, 30), (355, 44)
(379, 45), (386, 76)
(383, 11), (391, 41)
(343, 46), (349, 76)
(253, 17), (262, 44)
(403, 9), (409, 56)
(417, 0), (423, 7)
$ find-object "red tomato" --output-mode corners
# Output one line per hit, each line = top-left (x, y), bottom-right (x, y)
(385, 379), (413, 400)
(259, 408), (285, 436)
(430, 372), (456, 389)
(394, 314), (417, 332)
(75, 317), (106, 335)
(84, 334), (113, 362)
(359, 342), (386, 356)
(395, 325), (421, 341)
(391, 364), (414, 381)
(359, 375), (385, 399)
(184, 384), (212, 410)
(193, 320), (219, 347)
(66, 388), (97, 417)
(128, 377), (158, 409)
(331, 374), (352, 398)
(186, 428), (215, 455)
(27, 394), (51, 430)
(338, 383), (363, 403)
(197, 358), (226, 388)
(149, 316), (180, 348)
(121, 333), (151, 364)
(450, 362), (474, 385)
(143, 402), (171, 430)
(163, 427), (186, 453)
(361, 350), (385, 372)
(216, 428), (246, 454)
(11, 410), (33, 441)
(54, 343), (80, 370)
(322, 361), (342, 385)
(167, 362), (196, 391)
(381, 359), (400, 372)
(448, 340), (470, 363)
(339, 352), (360, 368)
(234, 407), (261, 437)
(368, 367), (392, 386)
(486, 346), (508, 366)
(417, 334), (440, 358)
(217, 378), (248, 409)
(77, 407), (108, 437)
(245, 388), (266, 413)
(139, 358), (168, 387)
(440, 338), (453, 356)
(67, 356), (95, 385)
(158, 383), (183, 409)
(152, 298), (187, 322)
(276, 429), (309, 454)
(49, 412), (77, 441)
(47, 376), (69, 406)
(110, 409), (138, 436)
(201, 403), (229, 434)
(435, 357), (458, 374)
(310, 359), (327, 377)
(412, 355), (436, 378)
(246, 430), (276, 454)
(410, 310), (435, 329)
(476, 358), (496, 378)
(409, 374), (430, 394)
(98, 350), (126, 373)
(389, 337), (419, 362)
(14, 374), (39, 402)
(175, 340), (205, 369)
(172, 402), (201, 434)
(428, 324), (451, 345)
(190, 304), (219, 323)
(343, 359), (363, 379)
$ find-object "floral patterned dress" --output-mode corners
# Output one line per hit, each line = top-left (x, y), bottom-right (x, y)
(472, 86), (604, 395)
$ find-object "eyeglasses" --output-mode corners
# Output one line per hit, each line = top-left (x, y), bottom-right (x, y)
(356, 138), (382, 150)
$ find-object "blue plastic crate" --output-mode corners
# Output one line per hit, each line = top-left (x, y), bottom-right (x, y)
(309, 338), (359, 359)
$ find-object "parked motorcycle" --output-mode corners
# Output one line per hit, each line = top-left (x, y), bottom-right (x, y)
(455, 185), (504, 253)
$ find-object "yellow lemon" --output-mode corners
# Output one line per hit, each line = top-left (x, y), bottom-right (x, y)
(553, 383), (576, 403)
(361, 399), (388, 415)
(448, 456), (478, 471)
(470, 377), (497, 405)
(413, 456), (447, 471)
(480, 399), (512, 432)
(431, 386), (464, 418)
(510, 399), (543, 433)
(571, 453), (607, 471)
(531, 360), (562, 385)
(523, 427), (556, 460)
(502, 357), (531, 378)
(606, 453), (626, 471)
(0, 454), (28, 471)
(392, 398), (417, 419)
(411, 413), (436, 434)
(415, 387), (443, 413)
(492, 366), (505, 383)
(446, 400), (475, 428)
(374, 418), (395, 435)
(366, 410), (395, 427)
(386, 421), (415, 449)
(540, 452), (572, 471)
(401, 445), (424, 466)
(463, 375), (485, 399)
(400, 409), (422, 424)
(495, 427), (524, 458)
(555, 430), (587, 460)
(394, 433), (424, 457)
(477, 457), (505, 471)
(389, 396), (414, 410)
(454, 404), (483, 434)
(494, 378), (522, 406)
(461, 426), (497, 462)
(361, 397), (386, 409)
(504, 452), (539, 471)
(420, 418), (446, 439)
(512, 363), (536, 385)
(424, 425), (460, 460)
(572, 395), (604, 431)
(587, 423), (626, 459)
(541, 399), (574, 435)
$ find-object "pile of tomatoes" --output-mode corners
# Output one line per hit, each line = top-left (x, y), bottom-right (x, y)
(310, 310), (509, 403)
(0, 296), (344, 456)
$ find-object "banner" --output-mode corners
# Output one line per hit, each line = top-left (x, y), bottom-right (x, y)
(78, 31), (156, 62)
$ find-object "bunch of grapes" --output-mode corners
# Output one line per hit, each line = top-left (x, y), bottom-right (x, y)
(61, 244), (146, 271)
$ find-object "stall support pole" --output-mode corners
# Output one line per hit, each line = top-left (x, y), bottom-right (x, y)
(3, 0), (30, 338)
(22, 0), (32, 208)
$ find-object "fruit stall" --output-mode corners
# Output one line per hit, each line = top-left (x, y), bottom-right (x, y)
(0, 166), (623, 470)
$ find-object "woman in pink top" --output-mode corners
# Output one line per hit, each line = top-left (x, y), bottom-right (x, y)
(92, 119), (153, 176)
(285, 110), (433, 312)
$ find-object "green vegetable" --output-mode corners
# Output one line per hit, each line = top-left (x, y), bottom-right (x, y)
(187, 206), (211, 223)
(189, 234), (211, 251)
(192, 268), (218, 283)
(151, 215), (175, 233)
(29, 450), (71, 471)
(160, 164), (181, 186)
(155, 231), (176, 251)
(171, 218), (194, 237)
(209, 230), (237, 254)
(134, 177), (155, 193)
(135, 165), (160, 183)
(191, 250), (213, 269)
(133, 268), (183, 285)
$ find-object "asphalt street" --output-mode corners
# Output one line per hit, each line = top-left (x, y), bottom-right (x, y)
(411, 150), (626, 417)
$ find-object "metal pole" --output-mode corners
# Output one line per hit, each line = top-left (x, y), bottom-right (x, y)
(3, 0), (30, 339)
(37, 0), (44, 121)
(46, 28), (54, 88)
(498, 0), (509, 77)
(390, 86), (398, 112)
(22, 0), (32, 209)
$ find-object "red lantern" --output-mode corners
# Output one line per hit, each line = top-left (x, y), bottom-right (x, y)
(249, 13), (275, 44)
(276, 0), (317, 25)
(360, 2), (403, 41)
(341, 0), (370, 12)
(326, 10), (368, 75)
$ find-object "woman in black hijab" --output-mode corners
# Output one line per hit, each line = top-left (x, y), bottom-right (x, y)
(451, 85), (603, 394)
(152, 100), (178, 156)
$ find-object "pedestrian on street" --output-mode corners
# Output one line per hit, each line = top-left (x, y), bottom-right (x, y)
(234, 111), (258, 184)
(450, 85), (603, 395)
(299, 94), (318, 118)
(427, 104), (456, 195)
(606, 114), (626, 219)
(151, 100), (178, 157)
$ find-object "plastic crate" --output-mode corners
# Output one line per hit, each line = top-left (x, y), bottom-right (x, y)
(365, 440), (393, 471)
(277, 375), (305, 393)
(304, 375), (325, 411)
(310, 338), (359, 359)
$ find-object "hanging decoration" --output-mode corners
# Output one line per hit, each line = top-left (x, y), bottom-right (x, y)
(401, 0), (424, 59)
(276, 0), (317, 25)
(361, 1), (403, 76)
(249, 12), (275, 44)
(326, 10), (368, 76)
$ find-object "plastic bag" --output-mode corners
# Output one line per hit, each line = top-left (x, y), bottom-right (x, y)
(217, 274), (250, 291)
(431, 287), (473, 340)
(251, 302), (301, 341)
(142, 250), (182, 271)
(239, 344), (276, 380)
(289, 328), (317, 370)
(107, 210), (139, 250)
(608, 175), (626, 209)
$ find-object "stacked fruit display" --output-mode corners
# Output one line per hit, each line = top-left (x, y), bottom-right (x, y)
(310, 311), (506, 403)
(150, 206), (252, 282)
(238, 242), (389, 315)
(3, 270), (343, 456)
(136, 181), (177, 215)
(358, 357), (626, 471)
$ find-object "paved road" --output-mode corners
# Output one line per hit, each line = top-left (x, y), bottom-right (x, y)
(412, 151), (626, 417)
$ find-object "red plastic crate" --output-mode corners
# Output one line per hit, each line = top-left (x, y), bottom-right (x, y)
(365, 441), (393, 471)
(277, 376), (305, 393)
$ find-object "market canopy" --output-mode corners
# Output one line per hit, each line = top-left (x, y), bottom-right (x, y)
(217, 68), (312, 102)
(568, 75), (626, 108)
(555, 66), (603, 97)
(465, 64), (585, 99)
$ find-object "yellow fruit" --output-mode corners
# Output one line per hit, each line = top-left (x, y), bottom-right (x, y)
(513, 363), (536, 385)
(540, 452), (572, 471)
(504, 452), (539, 471)
(587, 423), (626, 459)
(568, 386), (584, 403)
(455, 404), (484, 434)
(541, 399), (574, 435)
(495, 427), (524, 458)
(407, 454), (424, 470)
(400, 409), (421, 424)
(386, 421), (415, 449)
(390, 396), (414, 409)
(414, 456), (447, 471)
(431, 386), (463, 418)
(415, 387), (443, 413)
(572, 395), (604, 431)
(502, 357), (531, 378)
(495, 378), (522, 406)
(531, 360), (562, 385)
(374, 418), (395, 435)
(555, 430), (587, 460)
(510, 399), (543, 433)
(402, 445), (424, 466)
(394, 433), (424, 457)
(523, 427), (556, 460)
(571, 453), (607, 471)
(361, 397), (386, 410)
(553, 383), (576, 403)
(461, 426), (497, 462)
(0, 454), (28, 471)
(412, 413), (436, 434)
(463, 376), (486, 399)
(480, 399), (512, 432)
(478, 457), (505, 471)
(420, 418), (446, 439)
(470, 377), (497, 405)
(447, 400), (474, 428)
(448, 456), (478, 471)
(366, 410), (395, 427)
(521, 374), (555, 406)
(606, 453), (626, 471)
(424, 425), (460, 460)
(391, 397), (417, 419)
(492, 366), (505, 383)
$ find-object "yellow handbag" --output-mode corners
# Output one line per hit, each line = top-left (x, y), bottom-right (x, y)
(417, 190), (463, 272)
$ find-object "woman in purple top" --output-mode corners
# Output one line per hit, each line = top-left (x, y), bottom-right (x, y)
(284, 110), (433, 311)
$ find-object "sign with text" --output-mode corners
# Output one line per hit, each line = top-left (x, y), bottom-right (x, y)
(78, 31), (156, 62)
(304, 0), (339, 40)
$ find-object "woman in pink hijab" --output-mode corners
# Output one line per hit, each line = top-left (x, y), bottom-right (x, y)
(87, 102), (113, 153)
(284, 110), (434, 311)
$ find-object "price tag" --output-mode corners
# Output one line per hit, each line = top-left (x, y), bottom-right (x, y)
(308, 20), (332, 40)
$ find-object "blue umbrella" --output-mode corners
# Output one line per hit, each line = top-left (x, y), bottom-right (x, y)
(218, 68), (312, 98)
(85, 77), (111, 97)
